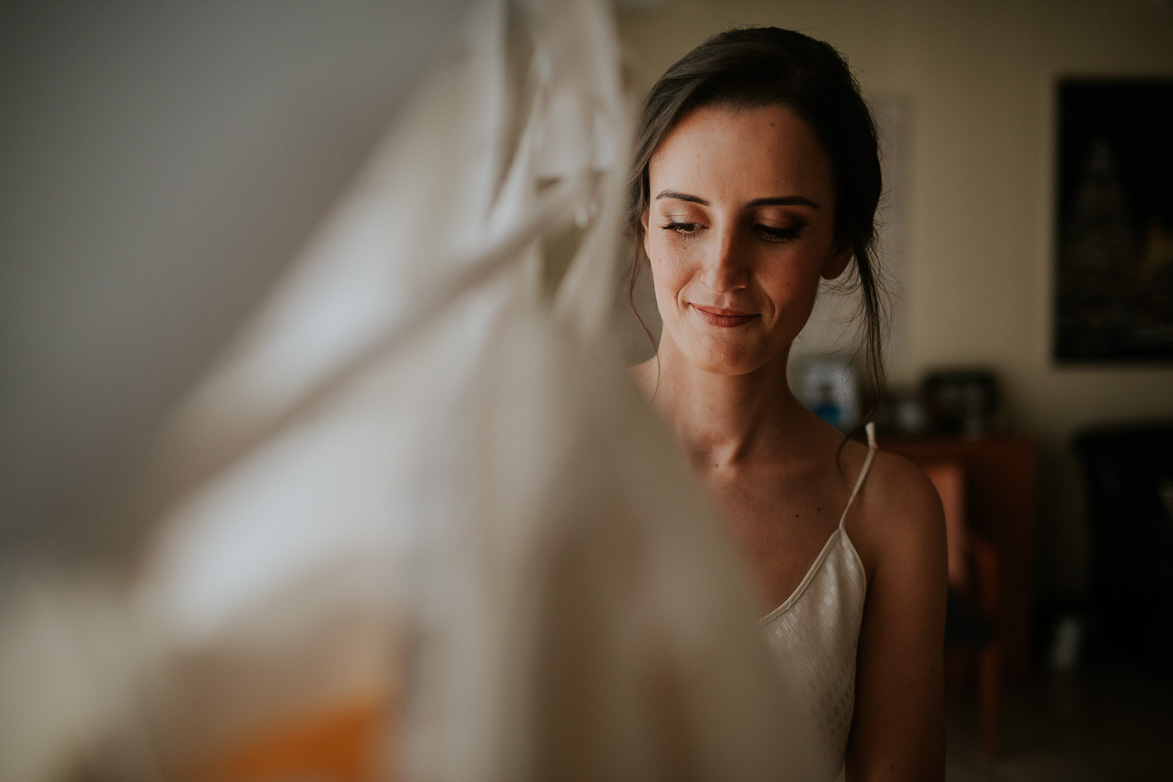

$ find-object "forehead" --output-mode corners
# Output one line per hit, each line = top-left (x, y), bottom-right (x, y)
(648, 103), (835, 203)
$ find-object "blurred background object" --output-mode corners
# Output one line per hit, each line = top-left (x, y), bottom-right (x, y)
(922, 369), (1001, 437)
(1072, 421), (1173, 671)
(795, 354), (860, 432)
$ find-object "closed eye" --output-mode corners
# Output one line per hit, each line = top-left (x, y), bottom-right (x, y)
(662, 220), (703, 236)
(756, 223), (804, 243)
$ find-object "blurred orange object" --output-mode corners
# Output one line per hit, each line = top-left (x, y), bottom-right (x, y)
(921, 460), (1001, 761)
(189, 698), (393, 782)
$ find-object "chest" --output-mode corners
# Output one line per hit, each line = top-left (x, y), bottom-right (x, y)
(703, 467), (854, 612)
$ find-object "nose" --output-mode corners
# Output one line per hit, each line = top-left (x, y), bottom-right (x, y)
(701, 226), (750, 293)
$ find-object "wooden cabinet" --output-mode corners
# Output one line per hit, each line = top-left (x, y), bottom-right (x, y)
(880, 434), (1037, 681)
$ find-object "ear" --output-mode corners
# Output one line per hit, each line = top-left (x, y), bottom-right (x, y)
(821, 238), (853, 281)
(641, 209), (651, 256)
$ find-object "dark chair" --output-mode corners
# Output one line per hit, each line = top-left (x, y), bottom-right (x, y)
(1072, 422), (1173, 671)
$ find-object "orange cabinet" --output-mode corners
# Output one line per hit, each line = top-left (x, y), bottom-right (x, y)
(881, 434), (1037, 681)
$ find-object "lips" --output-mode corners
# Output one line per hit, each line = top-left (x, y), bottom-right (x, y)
(691, 304), (759, 327)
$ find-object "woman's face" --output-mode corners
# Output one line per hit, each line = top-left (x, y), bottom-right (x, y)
(642, 103), (851, 376)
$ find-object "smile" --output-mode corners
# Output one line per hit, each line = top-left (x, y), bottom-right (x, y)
(691, 305), (759, 328)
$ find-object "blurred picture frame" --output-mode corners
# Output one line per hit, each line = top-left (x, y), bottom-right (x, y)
(1054, 79), (1173, 362)
(797, 354), (859, 432)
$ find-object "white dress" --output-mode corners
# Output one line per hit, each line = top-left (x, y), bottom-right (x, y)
(759, 424), (877, 782)
(0, 2), (825, 780)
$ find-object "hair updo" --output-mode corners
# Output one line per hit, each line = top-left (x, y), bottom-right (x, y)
(626, 26), (887, 409)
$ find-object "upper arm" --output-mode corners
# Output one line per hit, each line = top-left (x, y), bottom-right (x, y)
(846, 455), (948, 781)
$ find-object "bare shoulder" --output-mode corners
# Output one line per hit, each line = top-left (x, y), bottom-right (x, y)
(864, 450), (944, 526)
(847, 449), (946, 576)
(845, 448), (948, 779)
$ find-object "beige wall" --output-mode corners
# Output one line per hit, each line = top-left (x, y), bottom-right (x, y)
(617, 0), (1173, 596)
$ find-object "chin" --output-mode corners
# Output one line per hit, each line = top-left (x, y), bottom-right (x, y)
(685, 345), (774, 377)
(662, 322), (790, 377)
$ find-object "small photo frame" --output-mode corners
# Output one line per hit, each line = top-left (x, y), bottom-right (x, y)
(796, 354), (859, 432)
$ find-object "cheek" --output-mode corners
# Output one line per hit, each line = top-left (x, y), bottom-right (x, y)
(774, 262), (819, 295)
(645, 233), (691, 297)
(772, 257), (822, 291)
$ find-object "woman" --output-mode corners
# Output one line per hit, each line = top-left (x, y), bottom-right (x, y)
(627, 28), (947, 781)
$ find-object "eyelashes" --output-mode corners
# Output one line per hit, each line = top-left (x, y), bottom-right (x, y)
(658, 220), (806, 242)
(661, 219), (701, 236)
(756, 223), (804, 243)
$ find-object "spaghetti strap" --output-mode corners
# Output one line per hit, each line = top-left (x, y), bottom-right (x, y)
(838, 422), (877, 531)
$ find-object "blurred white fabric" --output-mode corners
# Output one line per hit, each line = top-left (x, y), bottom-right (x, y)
(0, 0), (470, 557)
(1, 1), (817, 779)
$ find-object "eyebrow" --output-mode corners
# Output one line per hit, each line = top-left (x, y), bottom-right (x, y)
(654, 190), (821, 209)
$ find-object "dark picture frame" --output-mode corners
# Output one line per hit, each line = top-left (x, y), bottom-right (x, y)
(1054, 79), (1173, 362)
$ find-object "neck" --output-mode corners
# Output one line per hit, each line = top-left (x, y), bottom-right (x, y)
(638, 334), (810, 471)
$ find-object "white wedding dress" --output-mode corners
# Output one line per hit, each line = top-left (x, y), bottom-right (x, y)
(0, 2), (821, 779)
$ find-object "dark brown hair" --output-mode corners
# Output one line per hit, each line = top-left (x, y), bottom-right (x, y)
(626, 26), (887, 413)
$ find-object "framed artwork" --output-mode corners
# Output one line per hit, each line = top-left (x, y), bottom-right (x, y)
(1054, 79), (1173, 362)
